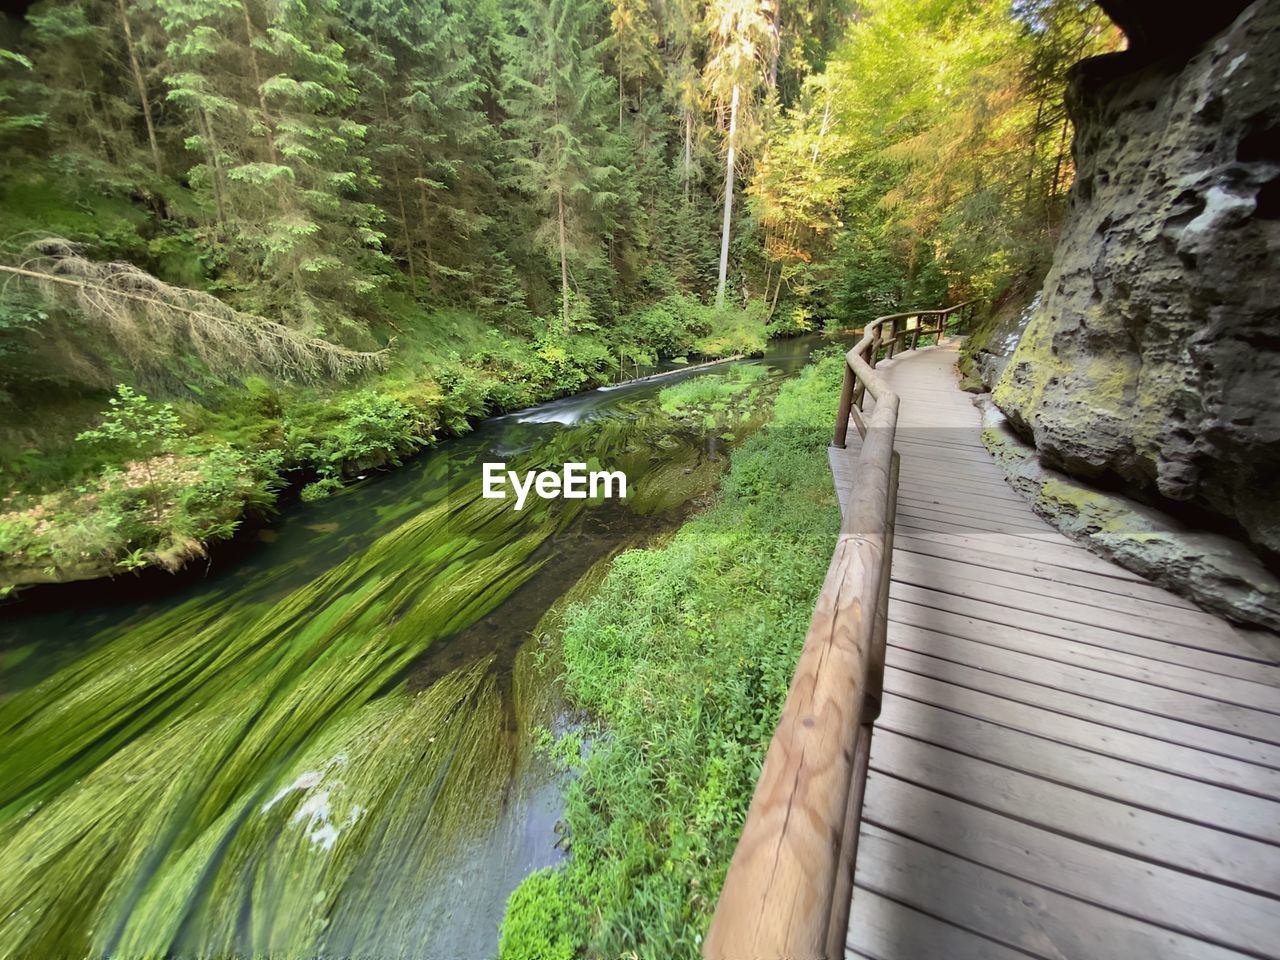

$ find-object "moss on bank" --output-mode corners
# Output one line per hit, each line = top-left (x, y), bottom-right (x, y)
(0, 296), (768, 592)
(498, 351), (844, 959)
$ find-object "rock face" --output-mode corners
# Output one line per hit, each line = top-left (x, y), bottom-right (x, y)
(1095, 0), (1254, 57)
(994, 0), (1280, 568)
(958, 286), (1040, 393)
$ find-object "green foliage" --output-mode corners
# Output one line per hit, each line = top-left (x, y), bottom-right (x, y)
(501, 0), (623, 329)
(658, 363), (768, 430)
(286, 390), (427, 481)
(499, 351), (845, 958)
(754, 0), (1118, 322)
(75, 384), (184, 462)
(623, 294), (714, 356)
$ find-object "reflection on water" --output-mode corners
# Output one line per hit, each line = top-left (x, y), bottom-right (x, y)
(0, 335), (829, 959)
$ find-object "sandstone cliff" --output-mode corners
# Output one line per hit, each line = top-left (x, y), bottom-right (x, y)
(993, 0), (1280, 568)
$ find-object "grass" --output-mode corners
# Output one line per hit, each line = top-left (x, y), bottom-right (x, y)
(658, 363), (769, 430)
(498, 349), (845, 959)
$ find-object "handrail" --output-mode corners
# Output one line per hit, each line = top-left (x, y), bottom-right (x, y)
(703, 297), (980, 960)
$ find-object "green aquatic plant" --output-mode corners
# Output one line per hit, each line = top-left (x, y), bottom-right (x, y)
(0, 361), (790, 958)
(0, 468), (580, 958)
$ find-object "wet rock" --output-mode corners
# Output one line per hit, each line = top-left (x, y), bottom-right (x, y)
(976, 396), (1280, 632)
(994, 0), (1280, 566)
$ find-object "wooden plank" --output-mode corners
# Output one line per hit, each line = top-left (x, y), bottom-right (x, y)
(888, 623), (1280, 760)
(890, 585), (1280, 690)
(894, 460), (1023, 486)
(895, 453), (1014, 476)
(896, 477), (1026, 506)
(861, 776), (1279, 956)
(878, 488), (1027, 522)
(869, 726), (1280, 888)
(894, 501), (1048, 533)
(893, 506), (1046, 538)
(890, 435), (988, 453)
(894, 483), (1037, 510)
(893, 546), (1243, 630)
(892, 553), (1279, 662)
(892, 432), (996, 452)
(885, 647), (1280, 782)
(893, 487), (1028, 515)
(892, 526), (1150, 579)
(846, 888), (1034, 960)
(875, 696), (1280, 842)
(853, 823), (1257, 960)
(895, 492), (1043, 523)
(897, 514), (1075, 544)
(893, 532), (1204, 609)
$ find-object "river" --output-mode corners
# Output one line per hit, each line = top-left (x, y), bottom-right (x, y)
(0, 334), (829, 959)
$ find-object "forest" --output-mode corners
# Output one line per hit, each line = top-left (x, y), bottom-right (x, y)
(3, 0), (1277, 954)
(0, 0), (1115, 586)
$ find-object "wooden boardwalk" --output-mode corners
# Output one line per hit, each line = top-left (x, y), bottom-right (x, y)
(831, 341), (1280, 960)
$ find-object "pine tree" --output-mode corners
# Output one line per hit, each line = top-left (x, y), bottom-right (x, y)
(345, 0), (499, 304)
(22, 1), (164, 193)
(609, 0), (658, 129)
(501, 0), (622, 331)
(159, 0), (388, 333)
(0, 49), (43, 140)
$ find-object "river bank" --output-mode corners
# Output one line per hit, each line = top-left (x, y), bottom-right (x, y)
(0, 300), (771, 594)
(499, 349), (845, 959)
(0, 334), (831, 959)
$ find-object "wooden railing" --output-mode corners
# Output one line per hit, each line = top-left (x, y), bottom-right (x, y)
(703, 299), (980, 960)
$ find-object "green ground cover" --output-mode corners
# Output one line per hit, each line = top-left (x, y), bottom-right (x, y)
(499, 350), (844, 959)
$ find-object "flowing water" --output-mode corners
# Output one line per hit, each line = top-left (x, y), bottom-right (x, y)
(0, 335), (828, 960)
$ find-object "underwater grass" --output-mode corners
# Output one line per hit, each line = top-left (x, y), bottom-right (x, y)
(498, 350), (846, 960)
(0, 366), (788, 959)
(0, 455), (585, 958)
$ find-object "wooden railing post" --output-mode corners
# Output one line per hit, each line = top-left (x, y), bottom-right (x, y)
(884, 317), (897, 360)
(833, 363), (855, 448)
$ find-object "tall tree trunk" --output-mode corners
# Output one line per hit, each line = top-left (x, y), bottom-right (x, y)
(198, 108), (227, 225)
(683, 108), (693, 203)
(240, 1), (280, 165)
(393, 165), (417, 296)
(768, 266), (784, 319)
(558, 188), (570, 332)
(379, 88), (418, 296)
(715, 83), (739, 308)
(811, 95), (831, 164)
(768, 2), (781, 90)
(416, 168), (436, 293)
(116, 0), (162, 176)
